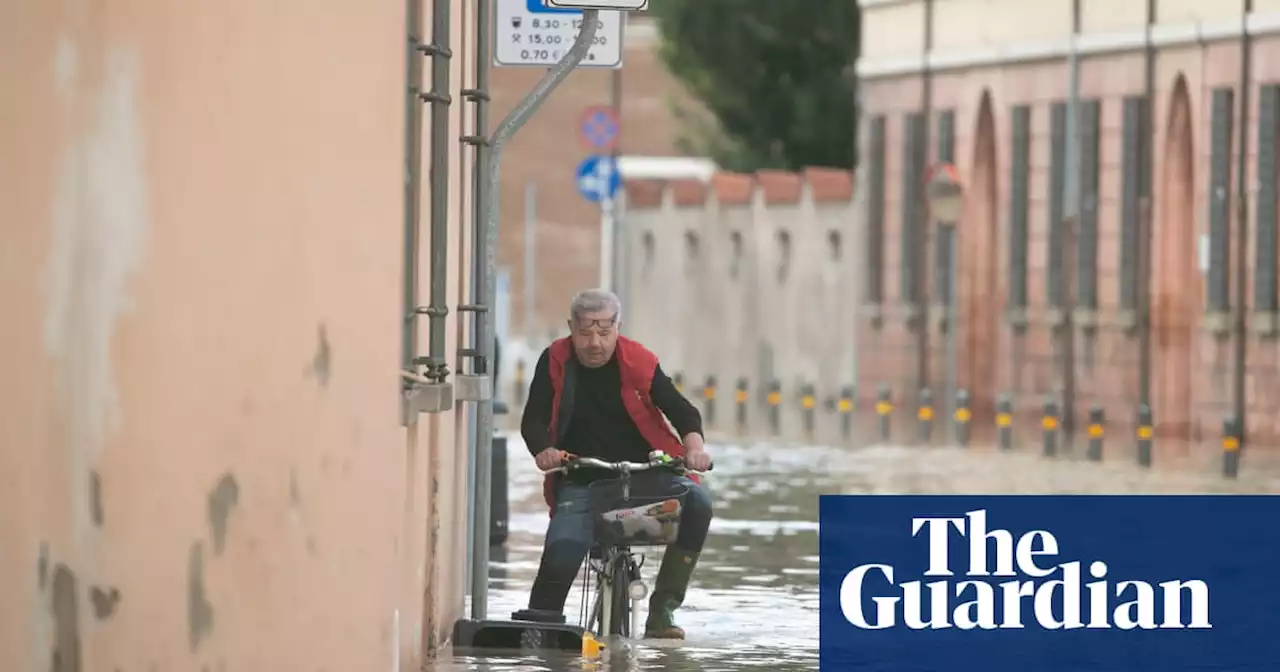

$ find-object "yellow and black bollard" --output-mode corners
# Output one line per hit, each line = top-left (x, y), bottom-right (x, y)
(1042, 398), (1059, 457)
(701, 375), (717, 427)
(766, 380), (782, 435)
(1086, 404), (1104, 461)
(954, 389), (972, 447)
(838, 385), (856, 440)
(734, 378), (749, 432)
(801, 383), (816, 440)
(917, 388), (934, 443)
(672, 372), (684, 394)
(513, 359), (527, 405)
(875, 384), (893, 442)
(996, 394), (1013, 450)
(1222, 416), (1241, 479)
(1136, 404), (1153, 467)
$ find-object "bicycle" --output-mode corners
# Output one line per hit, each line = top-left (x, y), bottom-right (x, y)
(542, 450), (712, 639)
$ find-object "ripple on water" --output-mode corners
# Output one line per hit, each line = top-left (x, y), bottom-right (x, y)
(439, 432), (1275, 670)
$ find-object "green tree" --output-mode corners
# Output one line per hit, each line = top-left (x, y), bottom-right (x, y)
(647, 0), (860, 172)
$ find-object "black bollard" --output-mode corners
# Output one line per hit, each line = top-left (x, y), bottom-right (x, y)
(1223, 416), (1241, 479)
(839, 385), (856, 440)
(954, 389), (972, 447)
(801, 383), (817, 440)
(1136, 404), (1153, 468)
(996, 394), (1013, 450)
(876, 384), (893, 442)
(767, 380), (782, 435)
(1042, 398), (1059, 457)
(1086, 404), (1104, 462)
(513, 359), (527, 405)
(702, 375), (717, 427)
(735, 378), (749, 433)
(490, 408), (510, 547)
(917, 388), (934, 443)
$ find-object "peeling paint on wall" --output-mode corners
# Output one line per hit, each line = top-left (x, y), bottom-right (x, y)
(306, 323), (332, 387)
(44, 44), (150, 541)
(206, 473), (240, 555)
(50, 565), (81, 672)
(187, 543), (214, 652)
(88, 585), (121, 620)
(88, 471), (104, 526)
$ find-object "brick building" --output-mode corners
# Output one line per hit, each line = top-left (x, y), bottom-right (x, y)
(857, 0), (1280, 460)
(489, 13), (702, 339)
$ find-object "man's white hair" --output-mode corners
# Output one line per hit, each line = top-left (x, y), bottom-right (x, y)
(570, 288), (622, 323)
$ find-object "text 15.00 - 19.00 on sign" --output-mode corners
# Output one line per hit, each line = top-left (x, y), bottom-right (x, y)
(493, 0), (624, 68)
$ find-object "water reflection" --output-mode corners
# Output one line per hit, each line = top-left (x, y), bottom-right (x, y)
(440, 435), (1278, 670)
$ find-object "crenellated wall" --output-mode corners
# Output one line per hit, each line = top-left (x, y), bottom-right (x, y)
(615, 168), (860, 443)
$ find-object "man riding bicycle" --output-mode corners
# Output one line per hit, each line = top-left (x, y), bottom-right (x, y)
(518, 288), (713, 640)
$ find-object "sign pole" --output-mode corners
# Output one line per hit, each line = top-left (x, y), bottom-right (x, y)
(472, 8), (601, 621)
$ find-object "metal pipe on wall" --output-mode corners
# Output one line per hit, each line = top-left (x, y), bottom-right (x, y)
(465, 0), (493, 615)
(402, 0), (426, 382)
(421, 0), (454, 383)
(1232, 0), (1254, 449)
(1059, 0), (1082, 447)
(915, 0), (934, 409)
(1136, 0), (1157, 440)
(470, 9), (602, 621)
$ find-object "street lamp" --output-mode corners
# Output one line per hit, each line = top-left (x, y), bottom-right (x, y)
(926, 163), (963, 434)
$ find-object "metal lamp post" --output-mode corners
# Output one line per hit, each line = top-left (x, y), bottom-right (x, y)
(927, 164), (964, 432)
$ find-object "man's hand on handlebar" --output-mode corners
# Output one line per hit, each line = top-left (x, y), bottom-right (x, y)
(534, 447), (564, 471)
(683, 447), (712, 472)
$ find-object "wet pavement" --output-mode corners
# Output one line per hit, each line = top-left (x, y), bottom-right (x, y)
(440, 434), (1280, 671)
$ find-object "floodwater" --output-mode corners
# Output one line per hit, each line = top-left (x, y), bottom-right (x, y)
(440, 434), (1280, 671)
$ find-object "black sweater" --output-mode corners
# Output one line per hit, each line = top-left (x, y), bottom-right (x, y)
(521, 346), (703, 481)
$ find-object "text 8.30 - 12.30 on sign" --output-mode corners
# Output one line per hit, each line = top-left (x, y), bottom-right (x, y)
(493, 0), (625, 69)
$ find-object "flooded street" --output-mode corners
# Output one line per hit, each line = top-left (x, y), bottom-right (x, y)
(442, 434), (1279, 671)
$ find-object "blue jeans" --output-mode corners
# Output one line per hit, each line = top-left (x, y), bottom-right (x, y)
(526, 475), (713, 612)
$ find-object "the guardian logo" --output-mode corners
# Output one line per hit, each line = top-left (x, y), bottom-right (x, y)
(840, 509), (1211, 630)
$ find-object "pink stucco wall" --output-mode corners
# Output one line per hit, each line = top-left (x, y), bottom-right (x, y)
(0, 0), (477, 670)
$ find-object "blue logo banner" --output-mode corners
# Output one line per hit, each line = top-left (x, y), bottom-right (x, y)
(819, 495), (1280, 671)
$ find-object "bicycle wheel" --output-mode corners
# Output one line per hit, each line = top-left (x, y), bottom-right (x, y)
(607, 553), (633, 636)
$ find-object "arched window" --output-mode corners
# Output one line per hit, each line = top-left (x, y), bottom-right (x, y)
(684, 231), (700, 278)
(641, 231), (655, 277)
(728, 231), (743, 279)
(827, 230), (842, 262)
(776, 229), (792, 282)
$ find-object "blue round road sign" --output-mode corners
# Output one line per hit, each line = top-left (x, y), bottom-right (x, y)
(576, 155), (621, 203)
(579, 105), (619, 150)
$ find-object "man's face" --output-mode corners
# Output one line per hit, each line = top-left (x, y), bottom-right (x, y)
(569, 309), (619, 368)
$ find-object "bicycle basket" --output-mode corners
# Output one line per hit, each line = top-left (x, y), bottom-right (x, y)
(586, 476), (688, 548)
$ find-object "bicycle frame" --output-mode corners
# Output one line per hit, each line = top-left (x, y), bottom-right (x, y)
(544, 450), (711, 638)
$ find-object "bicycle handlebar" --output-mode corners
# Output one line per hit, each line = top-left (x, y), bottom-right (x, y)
(541, 451), (713, 475)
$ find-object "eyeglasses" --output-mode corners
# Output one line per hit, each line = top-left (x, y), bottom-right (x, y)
(569, 313), (618, 331)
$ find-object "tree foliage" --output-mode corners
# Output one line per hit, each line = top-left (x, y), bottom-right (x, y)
(646, 0), (861, 172)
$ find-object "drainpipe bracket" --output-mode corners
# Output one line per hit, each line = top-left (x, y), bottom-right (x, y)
(455, 374), (494, 402)
(1202, 311), (1231, 337)
(1251, 311), (1279, 337)
(403, 383), (454, 420)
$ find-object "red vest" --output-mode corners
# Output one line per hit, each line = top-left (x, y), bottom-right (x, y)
(541, 335), (699, 514)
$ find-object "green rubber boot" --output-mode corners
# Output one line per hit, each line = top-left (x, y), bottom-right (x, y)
(644, 546), (700, 639)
